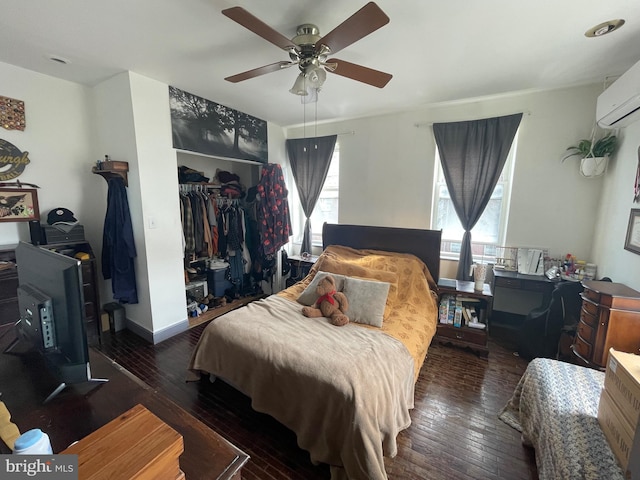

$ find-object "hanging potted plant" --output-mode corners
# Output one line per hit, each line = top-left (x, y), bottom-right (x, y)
(561, 133), (617, 178)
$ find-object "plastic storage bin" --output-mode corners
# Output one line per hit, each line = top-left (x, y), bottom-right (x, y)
(208, 261), (232, 297)
(185, 280), (207, 301)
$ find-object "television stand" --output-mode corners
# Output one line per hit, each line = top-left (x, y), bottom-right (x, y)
(44, 377), (109, 404)
(3, 328), (108, 404)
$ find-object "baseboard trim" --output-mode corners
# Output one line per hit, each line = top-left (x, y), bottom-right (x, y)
(125, 318), (189, 345)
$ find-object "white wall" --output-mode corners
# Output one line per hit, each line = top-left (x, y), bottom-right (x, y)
(6, 57), (636, 338)
(129, 73), (189, 339)
(0, 62), (94, 246)
(286, 84), (604, 264)
(592, 119), (640, 290)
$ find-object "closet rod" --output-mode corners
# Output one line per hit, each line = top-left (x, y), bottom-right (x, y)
(179, 182), (222, 186)
(288, 130), (355, 140)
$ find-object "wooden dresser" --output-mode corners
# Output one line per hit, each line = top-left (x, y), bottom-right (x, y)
(572, 280), (640, 369)
(0, 242), (102, 346)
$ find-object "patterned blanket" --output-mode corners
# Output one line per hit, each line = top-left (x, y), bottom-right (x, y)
(278, 245), (439, 381)
(499, 358), (624, 480)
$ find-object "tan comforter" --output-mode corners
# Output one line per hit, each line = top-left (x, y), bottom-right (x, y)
(279, 245), (439, 380)
(187, 246), (438, 480)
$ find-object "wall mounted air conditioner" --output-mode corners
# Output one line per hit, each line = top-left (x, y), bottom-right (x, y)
(596, 59), (640, 129)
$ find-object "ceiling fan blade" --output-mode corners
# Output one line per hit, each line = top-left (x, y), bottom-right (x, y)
(315, 2), (389, 55)
(222, 7), (297, 52)
(326, 58), (392, 88)
(225, 61), (295, 83)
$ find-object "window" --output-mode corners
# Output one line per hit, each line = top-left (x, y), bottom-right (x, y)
(309, 146), (339, 246)
(290, 143), (340, 248)
(431, 136), (517, 260)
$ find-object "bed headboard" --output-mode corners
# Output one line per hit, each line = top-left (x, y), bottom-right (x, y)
(322, 223), (442, 282)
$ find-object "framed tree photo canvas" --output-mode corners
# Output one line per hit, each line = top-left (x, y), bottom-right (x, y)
(624, 208), (640, 255)
(0, 188), (39, 222)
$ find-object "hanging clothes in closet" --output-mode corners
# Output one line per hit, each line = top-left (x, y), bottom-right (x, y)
(217, 199), (247, 294)
(179, 184), (261, 297)
(180, 186), (216, 260)
(256, 163), (292, 256)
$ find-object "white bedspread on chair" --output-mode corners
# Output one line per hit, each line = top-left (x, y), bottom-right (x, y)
(499, 358), (624, 480)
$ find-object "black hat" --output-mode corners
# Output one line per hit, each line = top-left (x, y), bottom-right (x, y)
(47, 207), (78, 225)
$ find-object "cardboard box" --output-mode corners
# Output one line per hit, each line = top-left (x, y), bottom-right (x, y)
(605, 348), (640, 427)
(598, 388), (640, 477)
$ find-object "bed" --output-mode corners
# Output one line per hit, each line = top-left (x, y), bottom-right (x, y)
(187, 223), (442, 480)
(499, 358), (624, 480)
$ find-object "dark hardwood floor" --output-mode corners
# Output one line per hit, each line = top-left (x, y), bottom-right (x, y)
(98, 320), (538, 480)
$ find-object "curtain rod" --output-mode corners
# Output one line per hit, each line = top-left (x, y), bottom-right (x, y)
(288, 131), (355, 140)
(414, 112), (531, 128)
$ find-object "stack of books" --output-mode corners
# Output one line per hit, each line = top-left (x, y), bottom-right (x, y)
(438, 294), (486, 329)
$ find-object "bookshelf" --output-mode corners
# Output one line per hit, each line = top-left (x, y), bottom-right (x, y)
(434, 278), (493, 358)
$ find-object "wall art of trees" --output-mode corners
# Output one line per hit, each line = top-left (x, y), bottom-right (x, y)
(169, 86), (268, 163)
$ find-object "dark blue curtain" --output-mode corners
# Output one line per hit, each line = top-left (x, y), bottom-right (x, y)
(286, 135), (337, 254)
(433, 113), (522, 280)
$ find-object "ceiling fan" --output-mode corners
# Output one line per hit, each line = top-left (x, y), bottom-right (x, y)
(222, 2), (393, 98)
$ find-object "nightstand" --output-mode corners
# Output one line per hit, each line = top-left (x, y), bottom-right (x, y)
(434, 278), (493, 358)
(285, 254), (318, 287)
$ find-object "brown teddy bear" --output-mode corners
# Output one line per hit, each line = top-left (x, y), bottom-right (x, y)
(302, 274), (350, 326)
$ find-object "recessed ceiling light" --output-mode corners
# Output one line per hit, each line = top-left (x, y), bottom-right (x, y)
(47, 55), (70, 65)
(585, 19), (625, 38)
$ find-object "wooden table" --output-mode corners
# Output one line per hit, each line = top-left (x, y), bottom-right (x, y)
(0, 330), (249, 479)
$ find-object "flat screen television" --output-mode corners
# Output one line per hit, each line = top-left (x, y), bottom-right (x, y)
(5, 241), (106, 403)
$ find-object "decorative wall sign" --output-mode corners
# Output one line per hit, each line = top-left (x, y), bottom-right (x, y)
(169, 86), (268, 164)
(0, 139), (30, 181)
(624, 208), (640, 255)
(0, 96), (26, 131)
(0, 188), (39, 222)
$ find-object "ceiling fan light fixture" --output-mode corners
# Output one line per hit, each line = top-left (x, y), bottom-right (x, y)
(222, 4), (393, 92)
(307, 66), (326, 88)
(289, 74), (308, 96)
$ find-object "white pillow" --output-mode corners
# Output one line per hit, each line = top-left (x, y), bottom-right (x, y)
(342, 276), (391, 328)
(297, 271), (346, 306)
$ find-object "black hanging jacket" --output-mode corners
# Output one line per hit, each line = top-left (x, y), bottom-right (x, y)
(102, 177), (138, 304)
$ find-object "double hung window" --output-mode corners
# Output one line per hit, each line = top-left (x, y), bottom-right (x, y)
(431, 137), (517, 260)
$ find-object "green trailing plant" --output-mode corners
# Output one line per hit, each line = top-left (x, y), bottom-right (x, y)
(561, 134), (617, 162)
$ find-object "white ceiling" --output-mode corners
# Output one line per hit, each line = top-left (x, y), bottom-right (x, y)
(2, 0), (640, 127)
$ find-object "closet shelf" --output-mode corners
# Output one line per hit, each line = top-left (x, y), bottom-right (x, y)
(175, 148), (264, 166)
